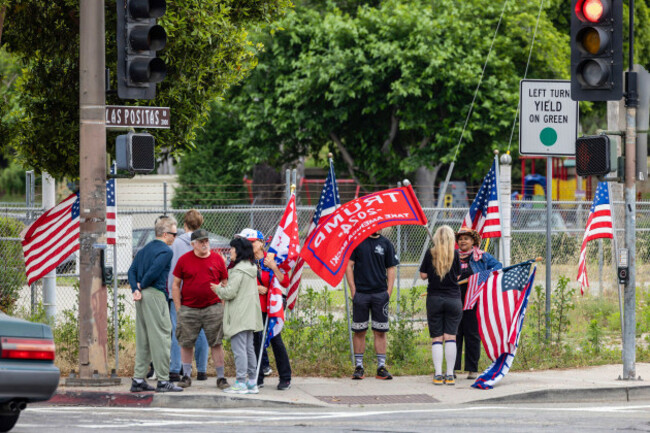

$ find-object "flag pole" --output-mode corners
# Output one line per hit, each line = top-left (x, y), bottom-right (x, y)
(342, 279), (355, 366)
(402, 179), (435, 246)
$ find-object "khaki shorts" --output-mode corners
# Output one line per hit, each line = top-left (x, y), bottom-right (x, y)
(176, 303), (224, 347)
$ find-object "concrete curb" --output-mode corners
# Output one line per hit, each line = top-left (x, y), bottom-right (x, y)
(471, 385), (650, 405)
(151, 394), (318, 409)
(41, 390), (318, 409)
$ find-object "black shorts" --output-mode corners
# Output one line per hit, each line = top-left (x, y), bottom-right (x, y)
(352, 291), (390, 333)
(426, 295), (462, 338)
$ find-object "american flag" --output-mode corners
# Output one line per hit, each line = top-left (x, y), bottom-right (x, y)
(106, 165), (117, 245)
(461, 158), (501, 238)
(473, 264), (536, 389)
(22, 176), (117, 284)
(577, 182), (613, 295)
(287, 159), (340, 310)
(22, 193), (80, 285)
(464, 269), (493, 310)
(265, 193), (300, 342)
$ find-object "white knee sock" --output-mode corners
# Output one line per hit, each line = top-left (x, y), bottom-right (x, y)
(444, 340), (457, 376)
(432, 342), (443, 376)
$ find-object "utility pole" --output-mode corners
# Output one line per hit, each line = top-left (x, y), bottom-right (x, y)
(622, 0), (637, 381)
(77, 0), (108, 379)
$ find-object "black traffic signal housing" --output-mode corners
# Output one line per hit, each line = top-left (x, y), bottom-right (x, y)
(576, 134), (612, 176)
(116, 0), (168, 100)
(116, 132), (156, 174)
(570, 0), (623, 101)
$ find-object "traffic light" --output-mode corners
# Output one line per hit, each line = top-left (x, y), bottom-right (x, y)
(116, 0), (168, 100)
(576, 135), (612, 176)
(116, 132), (156, 174)
(570, 0), (623, 101)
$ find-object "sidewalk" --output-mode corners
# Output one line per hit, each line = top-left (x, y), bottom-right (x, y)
(45, 363), (650, 409)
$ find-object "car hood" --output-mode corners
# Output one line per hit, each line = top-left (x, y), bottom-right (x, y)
(0, 312), (54, 339)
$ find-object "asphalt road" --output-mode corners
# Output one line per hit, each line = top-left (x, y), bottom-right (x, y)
(14, 402), (650, 432)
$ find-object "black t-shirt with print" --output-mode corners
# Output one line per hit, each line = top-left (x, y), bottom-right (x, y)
(349, 235), (399, 294)
(419, 249), (461, 299)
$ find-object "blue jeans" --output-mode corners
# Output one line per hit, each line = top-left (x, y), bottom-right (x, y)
(169, 300), (208, 374)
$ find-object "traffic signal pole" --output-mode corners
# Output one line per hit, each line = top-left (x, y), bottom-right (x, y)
(77, 0), (109, 379)
(622, 0), (637, 381)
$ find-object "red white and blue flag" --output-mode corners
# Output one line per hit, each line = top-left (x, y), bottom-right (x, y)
(265, 193), (300, 344)
(22, 177), (117, 284)
(287, 159), (340, 309)
(106, 165), (117, 245)
(473, 262), (536, 389)
(461, 159), (501, 238)
(464, 269), (492, 310)
(300, 185), (427, 287)
(577, 182), (613, 295)
(22, 193), (81, 285)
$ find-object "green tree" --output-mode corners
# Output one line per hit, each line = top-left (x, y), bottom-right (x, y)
(215, 0), (570, 204)
(172, 100), (249, 208)
(0, 0), (292, 178)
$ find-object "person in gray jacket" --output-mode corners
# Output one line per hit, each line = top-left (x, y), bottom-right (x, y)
(215, 237), (263, 394)
(167, 209), (209, 382)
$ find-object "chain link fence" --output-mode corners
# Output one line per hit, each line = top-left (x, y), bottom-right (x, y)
(2, 197), (646, 323)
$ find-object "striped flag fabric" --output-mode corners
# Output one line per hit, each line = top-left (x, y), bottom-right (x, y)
(287, 159), (340, 310)
(22, 176), (118, 284)
(577, 182), (613, 295)
(22, 193), (80, 285)
(461, 158), (501, 238)
(106, 166), (117, 245)
(464, 269), (492, 310)
(265, 193), (300, 343)
(473, 264), (536, 389)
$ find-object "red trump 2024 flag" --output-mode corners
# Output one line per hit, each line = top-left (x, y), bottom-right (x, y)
(300, 185), (427, 287)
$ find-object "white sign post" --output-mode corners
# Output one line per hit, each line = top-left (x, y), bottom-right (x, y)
(519, 79), (578, 156)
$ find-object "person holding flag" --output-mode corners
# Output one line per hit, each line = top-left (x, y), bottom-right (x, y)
(453, 228), (501, 380)
(235, 228), (293, 391)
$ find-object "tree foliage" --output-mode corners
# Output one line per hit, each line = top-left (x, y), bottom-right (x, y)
(0, 0), (292, 178)
(199, 0), (569, 192)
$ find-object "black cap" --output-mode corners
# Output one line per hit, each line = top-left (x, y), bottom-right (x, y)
(191, 229), (209, 241)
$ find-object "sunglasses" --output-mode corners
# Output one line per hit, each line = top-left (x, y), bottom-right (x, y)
(166, 231), (178, 237)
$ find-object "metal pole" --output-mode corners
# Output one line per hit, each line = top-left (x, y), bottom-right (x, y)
(396, 182), (402, 318)
(26, 171), (35, 316)
(163, 181), (168, 215)
(42, 172), (57, 322)
(500, 153), (513, 267)
(285, 169), (290, 203)
(622, 0), (637, 380)
(113, 162), (119, 372)
(255, 315), (270, 381)
(77, 0), (108, 378)
(607, 183), (625, 339)
(623, 106), (637, 380)
(342, 279), (355, 366)
(545, 157), (552, 340)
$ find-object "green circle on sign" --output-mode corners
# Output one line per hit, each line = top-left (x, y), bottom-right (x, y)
(540, 127), (557, 147)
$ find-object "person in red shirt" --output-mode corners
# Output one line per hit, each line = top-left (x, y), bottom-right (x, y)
(235, 228), (292, 390)
(172, 229), (230, 390)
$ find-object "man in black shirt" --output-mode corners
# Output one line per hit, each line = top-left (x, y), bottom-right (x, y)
(345, 231), (399, 380)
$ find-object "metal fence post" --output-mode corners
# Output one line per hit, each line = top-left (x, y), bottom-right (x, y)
(396, 182), (402, 318)
(163, 181), (168, 215)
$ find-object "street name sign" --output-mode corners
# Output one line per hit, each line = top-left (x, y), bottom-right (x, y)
(105, 105), (170, 129)
(519, 80), (578, 156)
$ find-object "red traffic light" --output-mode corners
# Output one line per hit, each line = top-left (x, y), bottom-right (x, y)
(575, 0), (609, 23)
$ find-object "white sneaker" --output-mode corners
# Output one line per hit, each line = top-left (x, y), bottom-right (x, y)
(223, 381), (248, 394)
(247, 383), (259, 394)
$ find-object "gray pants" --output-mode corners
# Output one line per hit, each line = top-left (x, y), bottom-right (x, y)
(135, 288), (171, 381)
(230, 330), (256, 382)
